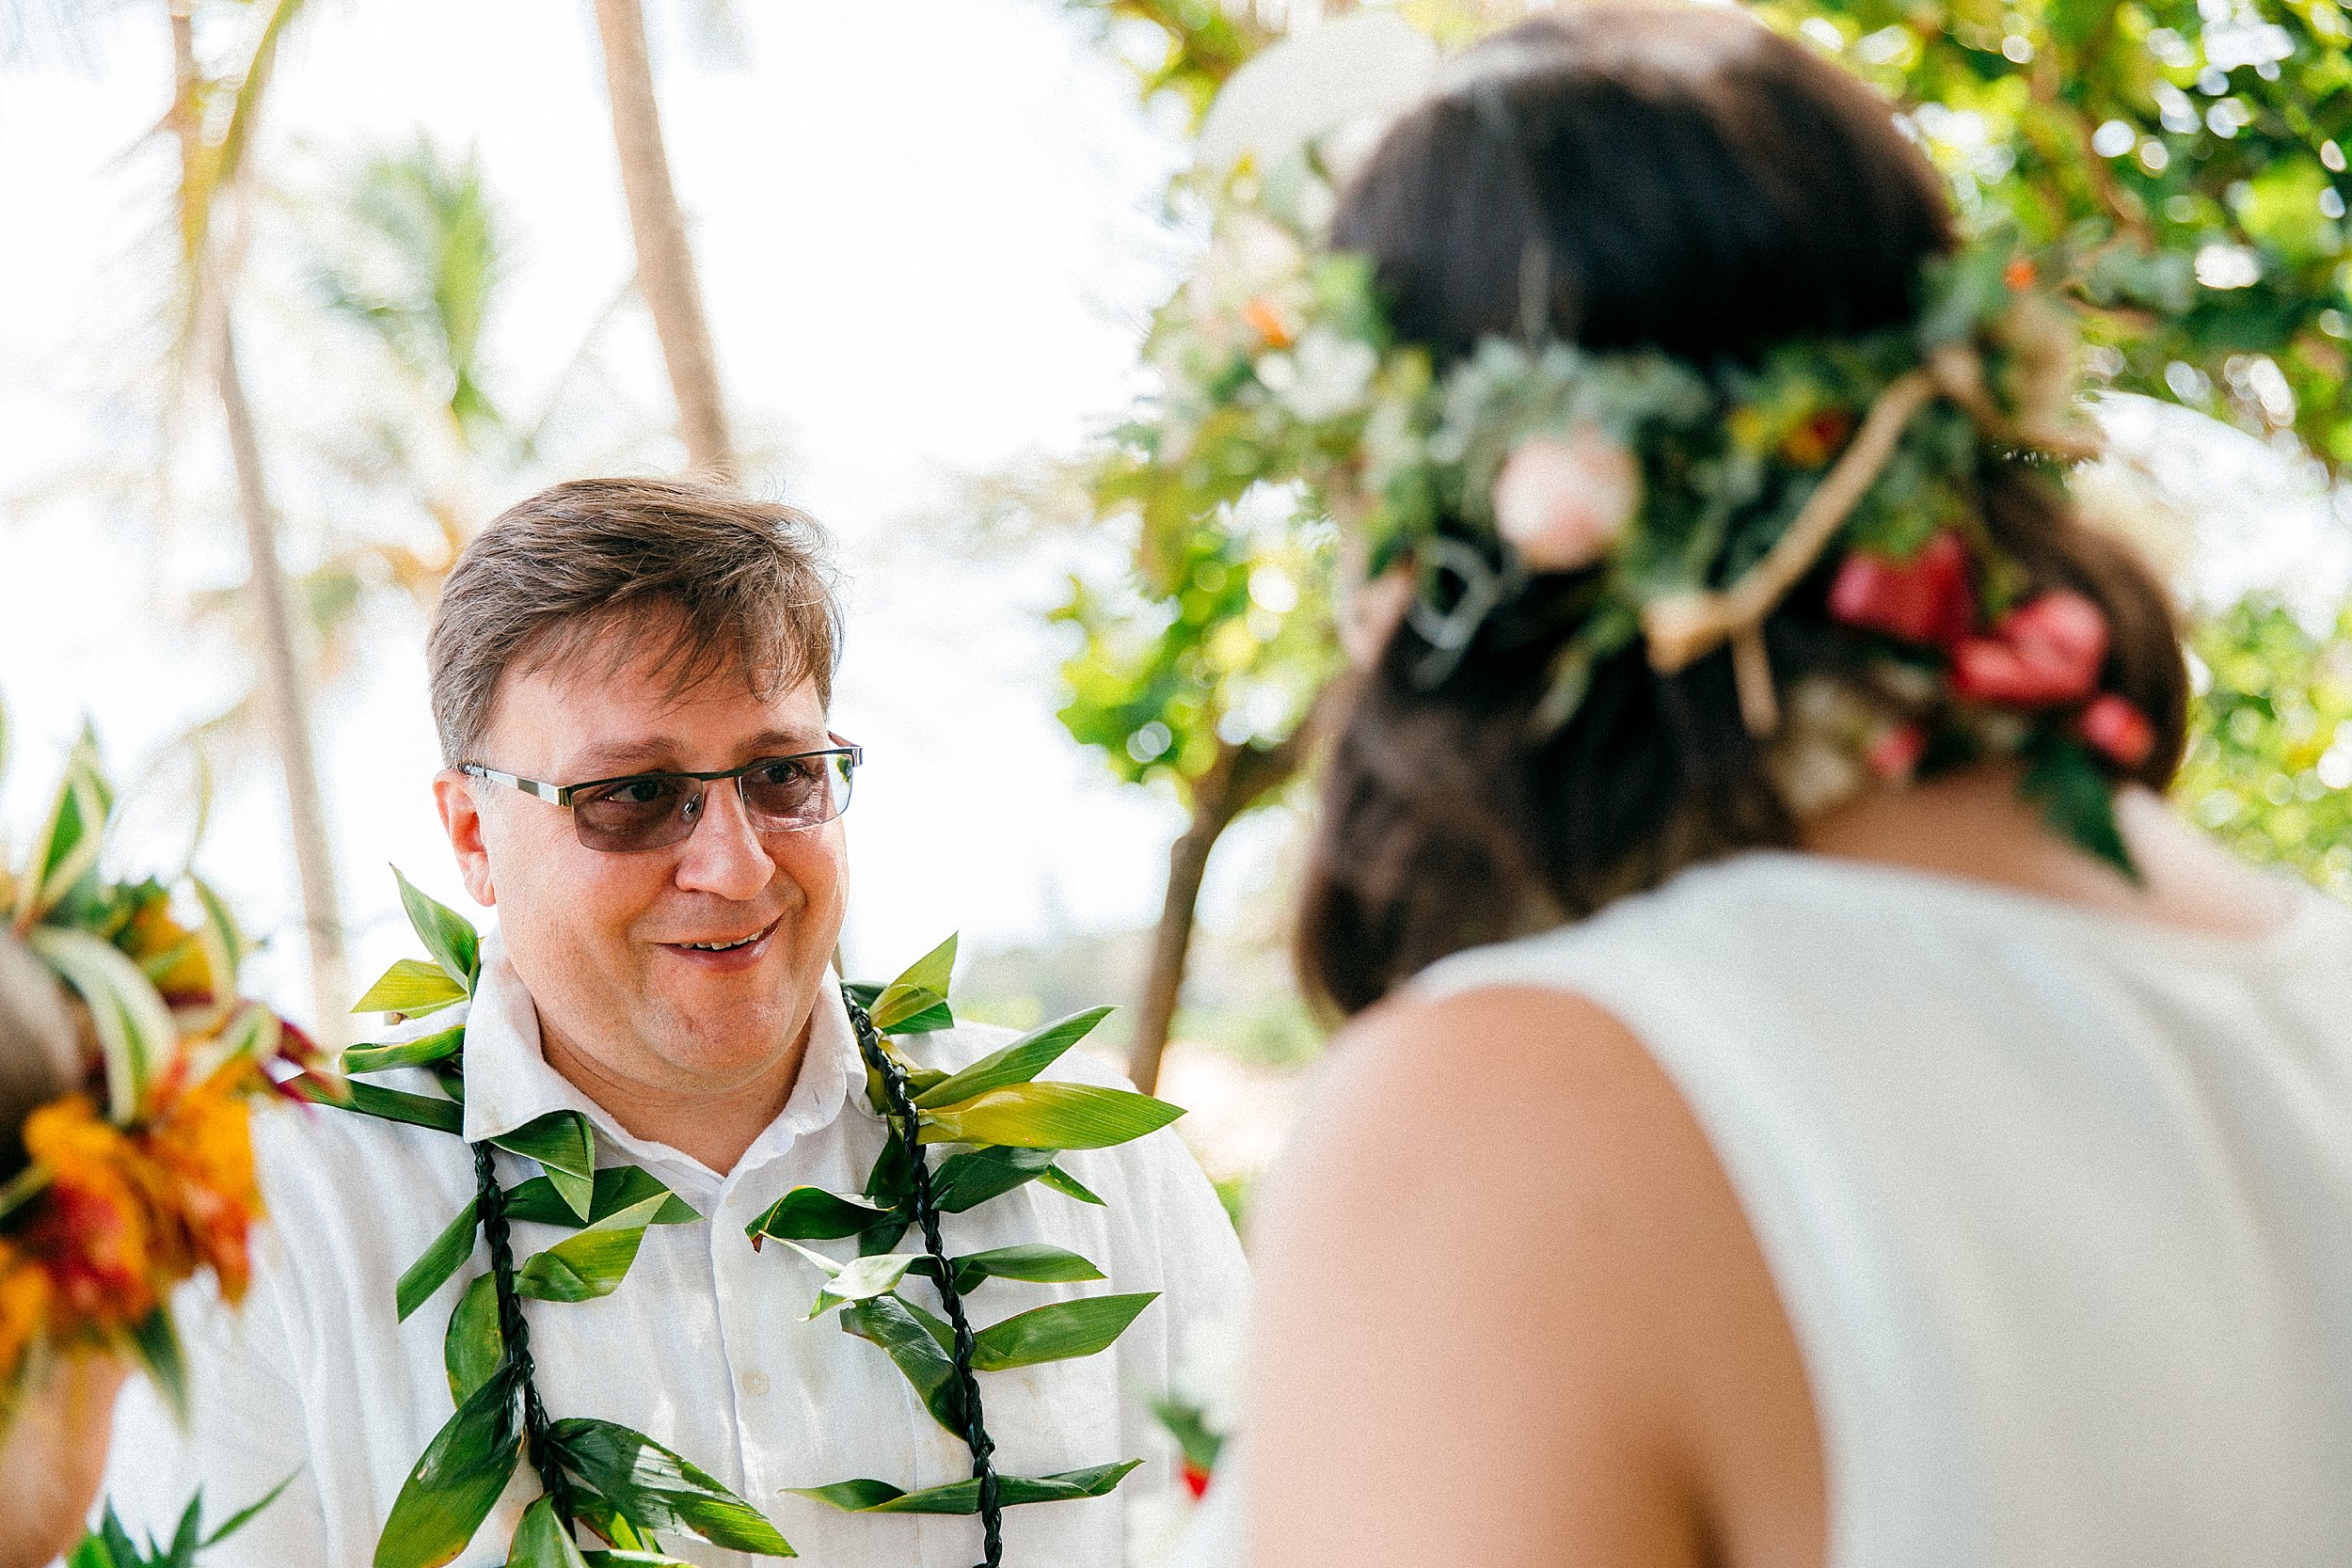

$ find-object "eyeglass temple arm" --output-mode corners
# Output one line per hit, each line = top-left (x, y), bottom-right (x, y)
(461, 765), (565, 804)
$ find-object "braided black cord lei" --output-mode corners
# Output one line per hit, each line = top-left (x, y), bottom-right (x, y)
(472, 1142), (576, 1524)
(846, 994), (1006, 1568)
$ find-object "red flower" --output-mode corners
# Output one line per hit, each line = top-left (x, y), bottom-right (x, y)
(2080, 693), (2156, 768)
(1949, 590), (2109, 707)
(2005, 256), (2038, 292)
(1181, 1460), (1213, 1500)
(1828, 531), (1976, 647)
(1867, 723), (1928, 782)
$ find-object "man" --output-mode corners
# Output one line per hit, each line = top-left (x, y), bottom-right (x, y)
(100, 478), (1248, 1565)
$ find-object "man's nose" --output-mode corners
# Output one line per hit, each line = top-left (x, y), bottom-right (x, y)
(672, 779), (773, 901)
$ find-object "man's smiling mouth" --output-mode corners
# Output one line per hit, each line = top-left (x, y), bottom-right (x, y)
(662, 915), (782, 955)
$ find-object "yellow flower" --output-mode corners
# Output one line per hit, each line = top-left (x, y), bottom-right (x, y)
(0, 1245), (54, 1384)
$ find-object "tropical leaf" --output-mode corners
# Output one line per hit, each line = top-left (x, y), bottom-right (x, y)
(345, 1023), (466, 1076)
(547, 1418), (794, 1556)
(397, 1200), (481, 1322)
(393, 866), (482, 990)
(515, 1194), (669, 1304)
(506, 1166), (697, 1228)
(1038, 1164), (1104, 1206)
(839, 1295), (963, 1434)
(14, 733), (110, 927)
(126, 1306), (188, 1426)
(443, 1273), (502, 1404)
(928, 1146), (1057, 1212)
(505, 1496), (590, 1568)
(916, 1083), (1184, 1150)
(868, 934), (956, 1032)
(969, 1292), (1158, 1371)
(352, 959), (469, 1018)
(492, 1110), (596, 1220)
(744, 1186), (889, 1246)
(373, 1365), (521, 1568)
(333, 1079), (465, 1136)
(911, 1243), (1105, 1296)
(789, 1459), (1143, 1515)
(912, 1006), (1114, 1109)
(771, 1242), (917, 1318)
(204, 1470), (302, 1547)
(26, 925), (173, 1122)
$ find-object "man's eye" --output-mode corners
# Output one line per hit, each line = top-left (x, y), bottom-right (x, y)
(754, 759), (817, 786)
(599, 778), (679, 808)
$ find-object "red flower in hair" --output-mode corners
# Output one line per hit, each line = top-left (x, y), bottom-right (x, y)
(2080, 693), (2156, 768)
(1828, 531), (1976, 647)
(1949, 590), (2109, 706)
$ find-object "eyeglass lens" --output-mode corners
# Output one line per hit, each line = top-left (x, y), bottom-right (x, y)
(568, 753), (854, 852)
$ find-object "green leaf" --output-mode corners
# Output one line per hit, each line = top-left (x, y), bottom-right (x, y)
(916, 1083), (1184, 1150)
(580, 1554), (699, 1567)
(394, 866), (482, 990)
(839, 1295), (964, 1433)
(929, 1146), (1057, 1212)
(444, 1273), (502, 1404)
(771, 1242), (917, 1318)
(127, 1305), (188, 1425)
(353, 958), (470, 1018)
(868, 934), (957, 1031)
(913, 1007), (1114, 1108)
(492, 1110), (596, 1221)
(970, 1292), (1158, 1371)
(398, 1201), (481, 1322)
(15, 736), (109, 927)
(167, 1487), (203, 1565)
(744, 1187), (889, 1246)
(506, 1496), (590, 1568)
(338, 1080), (466, 1136)
(912, 1243), (1105, 1296)
(66, 1530), (117, 1568)
(373, 1366), (521, 1568)
(1039, 1163), (1105, 1206)
(506, 1166), (698, 1229)
(345, 1023), (466, 1076)
(26, 926), (172, 1122)
(203, 1470), (302, 1547)
(515, 1195), (668, 1304)
(788, 1459), (1143, 1514)
(2023, 735), (2140, 881)
(547, 1418), (795, 1557)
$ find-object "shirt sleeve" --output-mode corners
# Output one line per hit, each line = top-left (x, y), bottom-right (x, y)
(92, 1265), (328, 1563)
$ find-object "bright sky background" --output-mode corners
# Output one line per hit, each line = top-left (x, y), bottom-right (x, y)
(0, 0), (1282, 1024)
(2, 0), (2345, 1037)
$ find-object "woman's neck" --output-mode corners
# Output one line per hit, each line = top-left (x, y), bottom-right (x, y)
(1800, 763), (2294, 940)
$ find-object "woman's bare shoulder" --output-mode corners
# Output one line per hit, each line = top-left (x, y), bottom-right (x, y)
(1241, 983), (1825, 1568)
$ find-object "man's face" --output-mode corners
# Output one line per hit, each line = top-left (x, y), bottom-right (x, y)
(433, 628), (849, 1100)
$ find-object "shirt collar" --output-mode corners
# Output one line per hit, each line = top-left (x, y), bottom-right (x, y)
(459, 927), (866, 1194)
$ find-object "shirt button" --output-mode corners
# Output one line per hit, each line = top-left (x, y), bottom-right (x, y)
(741, 1370), (771, 1397)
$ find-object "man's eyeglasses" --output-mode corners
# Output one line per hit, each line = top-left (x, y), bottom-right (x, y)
(460, 744), (862, 853)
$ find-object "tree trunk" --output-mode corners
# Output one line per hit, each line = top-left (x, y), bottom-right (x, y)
(591, 0), (738, 481)
(215, 312), (352, 1043)
(1125, 721), (1317, 1095)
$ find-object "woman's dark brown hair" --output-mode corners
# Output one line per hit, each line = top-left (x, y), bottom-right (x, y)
(1296, 6), (2187, 1016)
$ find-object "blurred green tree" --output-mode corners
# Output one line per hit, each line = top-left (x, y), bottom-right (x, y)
(1054, 0), (2352, 1089)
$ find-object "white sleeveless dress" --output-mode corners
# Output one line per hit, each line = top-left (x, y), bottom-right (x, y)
(1386, 849), (2352, 1566)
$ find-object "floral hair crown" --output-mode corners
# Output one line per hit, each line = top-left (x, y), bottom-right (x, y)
(0, 723), (315, 1424)
(1136, 166), (2158, 872)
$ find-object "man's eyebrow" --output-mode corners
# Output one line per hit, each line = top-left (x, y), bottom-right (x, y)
(558, 729), (834, 780)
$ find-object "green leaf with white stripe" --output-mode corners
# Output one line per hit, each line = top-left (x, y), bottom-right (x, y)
(771, 1241), (918, 1318)
(27, 926), (172, 1122)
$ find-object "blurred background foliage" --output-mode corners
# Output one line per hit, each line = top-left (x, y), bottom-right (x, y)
(1037, 0), (2352, 1100)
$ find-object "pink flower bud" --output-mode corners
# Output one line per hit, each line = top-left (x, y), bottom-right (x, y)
(2079, 693), (2156, 768)
(1492, 427), (1643, 573)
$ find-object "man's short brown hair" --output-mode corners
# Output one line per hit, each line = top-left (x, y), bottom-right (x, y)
(427, 477), (842, 766)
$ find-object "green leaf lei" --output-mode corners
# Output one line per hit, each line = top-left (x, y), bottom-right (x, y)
(310, 879), (1183, 1566)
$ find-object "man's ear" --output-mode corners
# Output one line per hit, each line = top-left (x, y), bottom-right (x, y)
(432, 770), (497, 907)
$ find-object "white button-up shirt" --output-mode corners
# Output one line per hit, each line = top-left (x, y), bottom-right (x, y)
(97, 937), (1249, 1566)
